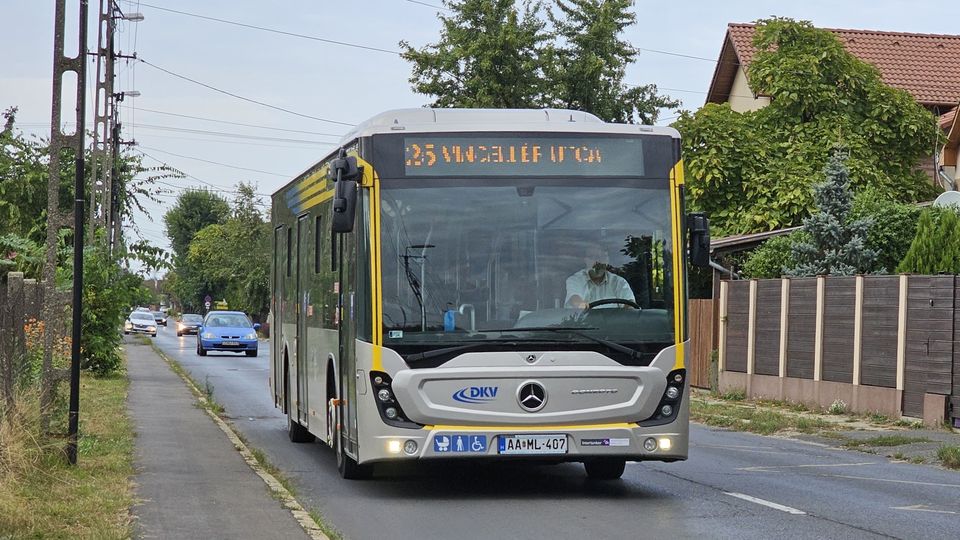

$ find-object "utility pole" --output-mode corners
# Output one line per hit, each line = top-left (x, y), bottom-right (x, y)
(42, 0), (88, 465)
(88, 0), (116, 241)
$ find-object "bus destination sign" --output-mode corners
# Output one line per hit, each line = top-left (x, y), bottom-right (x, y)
(403, 136), (644, 177)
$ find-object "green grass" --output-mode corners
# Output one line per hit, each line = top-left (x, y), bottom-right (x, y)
(937, 445), (960, 469)
(690, 399), (833, 436)
(842, 435), (932, 448)
(0, 369), (134, 538)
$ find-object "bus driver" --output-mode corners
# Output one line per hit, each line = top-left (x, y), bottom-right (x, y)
(564, 244), (636, 309)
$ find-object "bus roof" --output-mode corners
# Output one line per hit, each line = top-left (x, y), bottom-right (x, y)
(338, 108), (680, 144)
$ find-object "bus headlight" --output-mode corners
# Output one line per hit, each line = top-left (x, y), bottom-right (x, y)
(369, 371), (421, 429)
(403, 440), (418, 455)
(643, 437), (657, 451)
(638, 369), (685, 427)
(658, 438), (672, 451)
(387, 440), (402, 454)
(377, 388), (392, 402)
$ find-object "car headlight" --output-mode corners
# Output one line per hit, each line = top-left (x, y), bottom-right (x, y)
(148, 326), (157, 331)
(202, 332), (215, 339)
(243, 332), (257, 340)
(124, 321), (132, 329)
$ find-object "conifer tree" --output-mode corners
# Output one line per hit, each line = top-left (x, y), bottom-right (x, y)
(938, 210), (960, 274)
(788, 150), (876, 276)
(896, 209), (938, 273)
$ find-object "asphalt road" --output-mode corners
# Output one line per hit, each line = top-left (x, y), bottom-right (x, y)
(151, 329), (960, 540)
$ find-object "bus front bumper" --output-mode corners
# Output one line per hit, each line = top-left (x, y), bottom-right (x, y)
(360, 423), (688, 464)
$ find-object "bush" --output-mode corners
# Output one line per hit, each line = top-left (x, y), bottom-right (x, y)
(851, 190), (920, 273)
(742, 233), (802, 278)
(937, 445), (960, 469)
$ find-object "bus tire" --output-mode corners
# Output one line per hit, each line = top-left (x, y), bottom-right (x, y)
(583, 458), (626, 480)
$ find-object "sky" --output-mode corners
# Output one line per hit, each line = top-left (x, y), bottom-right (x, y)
(2, 0), (959, 277)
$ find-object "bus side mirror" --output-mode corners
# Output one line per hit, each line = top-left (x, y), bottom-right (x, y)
(330, 155), (361, 233)
(688, 212), (711, 268)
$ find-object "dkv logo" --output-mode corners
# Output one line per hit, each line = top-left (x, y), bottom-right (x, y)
(452, 385), (499, 404)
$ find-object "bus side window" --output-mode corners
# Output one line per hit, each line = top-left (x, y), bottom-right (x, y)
(331, 229), (338, 272)
(286, 227), (292, 277)
(315, 215), (323, 273)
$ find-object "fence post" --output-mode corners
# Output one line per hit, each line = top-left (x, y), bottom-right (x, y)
(746, 279), (757, 375)
(718, 281), (729, 373)
(853, 275), (864, 386)
(814, 276), (826, 381)
(779, 277), (790, 378)
(2, 272), (26, 409)
(896, 275), (908, 392)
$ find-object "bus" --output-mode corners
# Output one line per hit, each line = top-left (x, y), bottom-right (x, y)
(270, 108), (710, 480)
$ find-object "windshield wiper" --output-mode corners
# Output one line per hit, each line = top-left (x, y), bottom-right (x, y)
(401, 338), (558, 364)
(479, 326), (641, 361)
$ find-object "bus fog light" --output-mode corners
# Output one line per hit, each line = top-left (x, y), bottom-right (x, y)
(665, 386), (680, 400)
(385, 407), (398, 419)
(374, 375), (384, 385)
(403, 440), (418, 455)
(378, 388), (392, 401)
(387, 440), (402, 454)
(658, 438), (672, 451)
(673, 373), (683, 383)
(643, 437), (657, 451)
(660, 404), (673, 416)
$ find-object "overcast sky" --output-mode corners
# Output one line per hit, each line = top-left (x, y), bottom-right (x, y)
(2, 0), (958, 276)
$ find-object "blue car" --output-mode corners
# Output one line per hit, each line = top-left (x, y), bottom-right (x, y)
(197, 311), (260, 357)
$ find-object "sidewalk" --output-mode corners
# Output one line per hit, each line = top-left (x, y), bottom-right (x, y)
(126, 339), (310, 539)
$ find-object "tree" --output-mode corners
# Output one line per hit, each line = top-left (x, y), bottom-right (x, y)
(788, 150), (876, 276)
(162, 189), (230, 261)
(548, 0), (678, 123)
(674, 18), (940, 236)
(897, 210), (940, 273)
(400, 0), (551, 108)
(850, 188), (920, 273)
(741, 233), (803, 278)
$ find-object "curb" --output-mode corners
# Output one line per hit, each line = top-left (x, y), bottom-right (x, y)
(149, 344), (329, 540)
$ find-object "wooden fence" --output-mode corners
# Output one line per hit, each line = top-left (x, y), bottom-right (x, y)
(688, 299), (715, 389)
(0, 272), (45, 408)
(718, 275), (960, 426)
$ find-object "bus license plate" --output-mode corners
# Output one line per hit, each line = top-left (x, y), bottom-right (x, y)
(498, 434), (567, 455)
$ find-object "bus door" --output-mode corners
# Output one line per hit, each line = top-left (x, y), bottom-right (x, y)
(272, 225), (285, 408)
(336, 231), (360, 455)
(295, 215), (310, 424)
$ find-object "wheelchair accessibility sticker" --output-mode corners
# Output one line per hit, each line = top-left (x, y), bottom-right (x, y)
(433, 434), (487, 453)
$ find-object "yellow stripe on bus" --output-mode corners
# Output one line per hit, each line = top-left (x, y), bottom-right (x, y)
(425, 422), (636, 432)
(669, 160), (685, 371)
(355, 154), (385, 370)
(297, 188), (335, 212)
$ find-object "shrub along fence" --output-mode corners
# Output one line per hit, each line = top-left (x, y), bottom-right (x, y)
(718, 275), (959, 427)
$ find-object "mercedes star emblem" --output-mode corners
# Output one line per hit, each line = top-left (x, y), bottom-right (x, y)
(517, 381), (547, 412)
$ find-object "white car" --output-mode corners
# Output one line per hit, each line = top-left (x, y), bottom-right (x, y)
(125, 311), (158, 337)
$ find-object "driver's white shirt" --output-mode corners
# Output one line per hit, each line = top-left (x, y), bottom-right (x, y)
(564, 269), (636, 308)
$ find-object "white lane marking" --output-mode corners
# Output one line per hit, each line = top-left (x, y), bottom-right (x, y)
(816, 474), (960, 489)
(739, 462), (878, 472)
(724, 492), (807, 515)
(891, 504), (958, 514)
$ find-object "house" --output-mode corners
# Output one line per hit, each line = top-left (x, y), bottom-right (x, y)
(942, 107), (960, 188)
(706, 23), (960, 188)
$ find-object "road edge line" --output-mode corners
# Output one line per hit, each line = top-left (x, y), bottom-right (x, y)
(148, 342), (329, 540)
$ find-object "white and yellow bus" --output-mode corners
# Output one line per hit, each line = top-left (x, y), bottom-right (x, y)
(270, 108), (710, 479)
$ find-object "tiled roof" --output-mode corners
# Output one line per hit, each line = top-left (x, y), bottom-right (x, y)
(709, 23), (960, 109)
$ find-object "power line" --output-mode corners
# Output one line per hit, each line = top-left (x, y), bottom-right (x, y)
(120, 105), (346, 137)
(131, 132), (332, 149)
(138, 58), (356, 127)
(137, 149), (272, 196)
(138, 145), (294, 178)
(137, 3), (400, 55)
(133, 123), (339, 145)
(405, 0), (451, 11)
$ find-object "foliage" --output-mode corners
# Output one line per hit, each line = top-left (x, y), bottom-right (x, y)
(400, 0), (552, 108)
(788, 151), (876, 276)
(0, 234), (44, 279)
(547, 0), (678, 123)
(73, 241), (154, 376)
(850, 190), (920, 273)
(400, 0), (678, 122)
(162, 189), (230, 262)
(896, 207), (960, 274)
(741, 233), (802, 278)
(173, 183), (270, 319)
(674, 18), (940, 236)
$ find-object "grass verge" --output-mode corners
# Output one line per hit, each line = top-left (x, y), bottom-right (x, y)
(146, 340), (338, 539)
(937, 445), (960, 469)
(0, 369), (134, 538)
(690, 398), (836, 436)
(842, 435), (932, 448)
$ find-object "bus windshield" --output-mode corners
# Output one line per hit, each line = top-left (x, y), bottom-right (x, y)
(378, 180), (675, 358)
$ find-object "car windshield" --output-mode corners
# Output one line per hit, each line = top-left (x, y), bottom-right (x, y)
(131, 313), (154, 322)
(205, 314), (252, 328)
(182, 315), (203, 323)
(153, 312), (164, 317)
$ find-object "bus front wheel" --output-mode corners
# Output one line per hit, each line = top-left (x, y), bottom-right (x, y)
(332, 395), (372, 480)
(583, 458), (626, 480)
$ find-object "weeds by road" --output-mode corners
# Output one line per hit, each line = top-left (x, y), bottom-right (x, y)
(0, 369), (134, 538)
